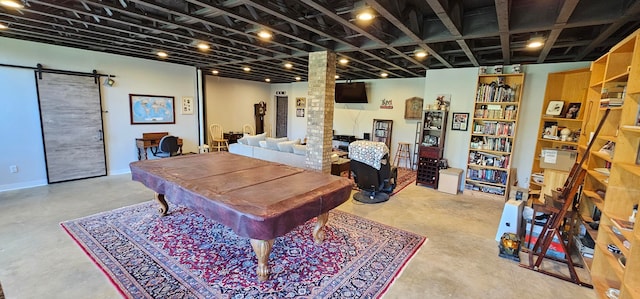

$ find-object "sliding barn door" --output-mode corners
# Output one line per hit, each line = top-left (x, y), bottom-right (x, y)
(36, 72), (106, 183)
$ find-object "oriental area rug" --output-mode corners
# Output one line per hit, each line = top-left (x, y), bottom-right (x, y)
(61, 201), (426, 298)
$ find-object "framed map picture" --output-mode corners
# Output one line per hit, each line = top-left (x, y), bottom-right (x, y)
(129, 94), (175, 124)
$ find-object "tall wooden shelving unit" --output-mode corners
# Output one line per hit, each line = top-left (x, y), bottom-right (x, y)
(465, 73), (524, 199)
(577, 29), (640, 299)
(416, 110), (448, 188)
(529, 68), (591, 200)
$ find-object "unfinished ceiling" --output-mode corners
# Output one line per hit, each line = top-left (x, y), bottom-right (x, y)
(1, 0), (640, 83)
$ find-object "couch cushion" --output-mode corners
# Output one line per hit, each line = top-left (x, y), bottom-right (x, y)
(245, 132), (267, 147)
(266, 137), (288, 150)
(292, 144), (306, 155)
(258, 140), (268, 148)
(277, 139), (300, 153)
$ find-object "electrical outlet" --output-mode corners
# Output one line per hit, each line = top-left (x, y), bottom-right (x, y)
(9, 165), (18, 173)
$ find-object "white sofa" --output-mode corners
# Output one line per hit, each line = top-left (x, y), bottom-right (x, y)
(228, 140), (307, 169)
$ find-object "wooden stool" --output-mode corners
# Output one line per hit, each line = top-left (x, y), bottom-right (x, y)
(394, 142), (412, 169)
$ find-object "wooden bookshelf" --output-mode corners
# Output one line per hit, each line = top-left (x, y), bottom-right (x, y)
(579, 28), (640, 299)
(464, 73), (523, 199)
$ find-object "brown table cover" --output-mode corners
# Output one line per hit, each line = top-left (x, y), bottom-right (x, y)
(130, 152), (352, 240)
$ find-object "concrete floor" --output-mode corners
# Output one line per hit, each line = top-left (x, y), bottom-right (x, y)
(0, 174), (596, 298)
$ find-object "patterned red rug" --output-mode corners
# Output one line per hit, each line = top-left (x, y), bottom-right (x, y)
(61, 201), (425, 298)
(343, 167), (416, 196)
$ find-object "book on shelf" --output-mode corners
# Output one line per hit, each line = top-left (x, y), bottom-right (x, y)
(611, 218), (635, 231)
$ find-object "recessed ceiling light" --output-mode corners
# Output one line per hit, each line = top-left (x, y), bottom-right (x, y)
(527, 40), (544, 48)
(0, 1), (24, 9)
(0, 23), (7, 29)
(211, 70), (219, 75)
(356, 8), (375, 21)
(197, 43), (210, 50)
(335, 75), (340, 79)
(257, 30), (272, 39)
(339, 58), (349, 65)
(243, 67), (251, 72)
(527, 35), (545, 49)
(380, 72), (388, 78)
(265, 78), (271, 82)
(295, 76), (301, 81)
(157, 51), (168, 58)
(284, 63), (293, 69)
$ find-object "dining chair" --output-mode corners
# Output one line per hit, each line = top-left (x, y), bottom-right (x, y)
(209, 124), (229, 151)
(242, 124), (255, 135)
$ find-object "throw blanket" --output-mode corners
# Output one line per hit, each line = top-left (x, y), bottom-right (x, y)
(348, 140), (389, 170)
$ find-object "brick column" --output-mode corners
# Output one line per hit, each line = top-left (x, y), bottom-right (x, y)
(306, 51), (336, 173)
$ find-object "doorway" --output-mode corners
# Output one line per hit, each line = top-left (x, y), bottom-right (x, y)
(276, 96), (288, 138)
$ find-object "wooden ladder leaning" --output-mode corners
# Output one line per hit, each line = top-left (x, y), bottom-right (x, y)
(520, 109), (610, 287)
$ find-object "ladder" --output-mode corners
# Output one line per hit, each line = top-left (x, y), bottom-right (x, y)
(413, 121), (421, 170)
(521, 109), (610, 287)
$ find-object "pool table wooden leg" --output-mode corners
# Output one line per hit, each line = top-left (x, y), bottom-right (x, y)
(250, 239), (274, 281)
(313, 212), (329, 244)
(154, 192), (168, 216)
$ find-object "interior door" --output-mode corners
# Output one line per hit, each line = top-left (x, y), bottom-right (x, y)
(36, 72), (107, 183)
(276, 96), (288, 138)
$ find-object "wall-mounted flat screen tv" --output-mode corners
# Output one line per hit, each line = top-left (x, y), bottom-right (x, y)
(335, 82), (368, 103)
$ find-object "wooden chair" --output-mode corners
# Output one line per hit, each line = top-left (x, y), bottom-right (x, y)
(242, 124), (255, 135)
(209, 124), (229, 151)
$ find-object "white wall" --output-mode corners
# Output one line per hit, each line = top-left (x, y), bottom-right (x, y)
(269, 78), (426, 156)
(0, 37), (199, 192)
(204, 76), (271, 136)
(424, 62), (591, 189)
(0, 35), (591, 193)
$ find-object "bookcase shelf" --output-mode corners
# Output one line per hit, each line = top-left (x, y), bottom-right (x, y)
(529, 68), (591, 204)
(579, 28), (640, 299)
(465, 73), (523, 198)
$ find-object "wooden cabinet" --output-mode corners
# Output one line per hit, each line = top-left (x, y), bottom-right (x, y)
(372, 119), (393, 149)
(416, 110), (448, 187)
(464, 73), (524, 198)
(529, 68), (591, 199)
(579, 29), (640, 299)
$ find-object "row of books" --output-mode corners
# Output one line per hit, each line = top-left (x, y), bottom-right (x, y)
(468, 151), (510, 168)
(466, 168), (509, 185)
(600, 98), (624, 108)
(476, 82), (519, 103)
(474, 105), (518, 120)
(464, 183), (506, 195)
(469, 136), (513, 153)
(472, 121), (515, 136)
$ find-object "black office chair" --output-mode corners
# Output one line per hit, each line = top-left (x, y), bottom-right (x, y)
(348, 140), (398, 204)
(156, 135), (180, 158)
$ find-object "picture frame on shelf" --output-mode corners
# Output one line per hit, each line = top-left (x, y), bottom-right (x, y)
(564, 103), (581, 119)
(545, 100), (564, 116)
(129, 94), (175, 124)
(452, 112), (469, 131)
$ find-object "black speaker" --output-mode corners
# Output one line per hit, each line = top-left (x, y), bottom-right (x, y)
(363, 133), (370, 140)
